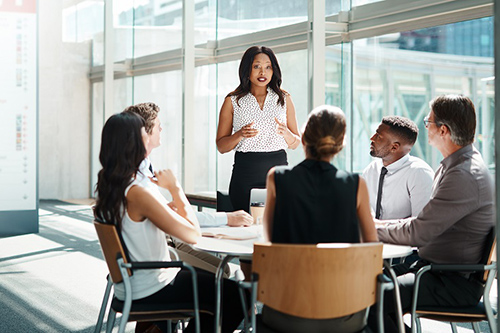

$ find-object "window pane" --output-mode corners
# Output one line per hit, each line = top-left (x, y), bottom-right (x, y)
(351, 18), (494, 172)
(216, 59), (239, 192)
(184, 64), (218, 194)
(325, 0), (348, 16)
(133, 72), (183, 192)
(91, 82), (104, 191)
(279, 49), (308, 167)
(216, 0), (307, 40)
(112, 0), (185, 61)
(326, 43), (351, 171)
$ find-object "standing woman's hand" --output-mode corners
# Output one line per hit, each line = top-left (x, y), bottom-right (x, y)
(275, 117), (299, 148)
(238, 122), (259, 139)
(281, 94), (301, 149)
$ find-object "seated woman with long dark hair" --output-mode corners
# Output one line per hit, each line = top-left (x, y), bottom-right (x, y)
(263, 105), (378, 244)
(94, 111), (245, 333)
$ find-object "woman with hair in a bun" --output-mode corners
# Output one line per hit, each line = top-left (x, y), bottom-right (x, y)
(263, 105), (378, 244)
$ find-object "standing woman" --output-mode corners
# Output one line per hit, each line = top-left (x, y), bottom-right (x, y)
(216, 46), (300, 213)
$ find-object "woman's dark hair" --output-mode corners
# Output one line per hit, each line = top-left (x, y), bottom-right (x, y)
(303, 105), (346, 160)
(228, 46), (286, 107)
(94, 111), (146, 228)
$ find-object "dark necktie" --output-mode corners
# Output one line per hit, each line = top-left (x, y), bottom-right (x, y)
(375, 167), (388, 219)
(148, 163), (154, 174)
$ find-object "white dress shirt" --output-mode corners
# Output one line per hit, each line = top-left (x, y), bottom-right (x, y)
(362, 154), (434, 219)
(138, 158), (227, 227)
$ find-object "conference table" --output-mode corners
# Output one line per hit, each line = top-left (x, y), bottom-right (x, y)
(194, 226), (412, 333)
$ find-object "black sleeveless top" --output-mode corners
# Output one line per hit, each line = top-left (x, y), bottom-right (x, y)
(271, 159), (360, 244)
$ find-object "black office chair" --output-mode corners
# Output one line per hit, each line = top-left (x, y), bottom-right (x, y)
(216, 190), (234, 212)
(409, 227), (497, 333)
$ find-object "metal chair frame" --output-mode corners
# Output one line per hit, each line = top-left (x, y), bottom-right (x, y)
(93, 220), (201, 333)
(409, 227), (497, 333)
(410, 261), (497, 333)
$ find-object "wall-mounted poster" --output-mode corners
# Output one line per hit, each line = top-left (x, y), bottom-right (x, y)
(0, 0), (38, 236)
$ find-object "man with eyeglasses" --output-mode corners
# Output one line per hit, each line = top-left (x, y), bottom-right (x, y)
(373, 95), (494, 332)
(362, 116), (434, 220)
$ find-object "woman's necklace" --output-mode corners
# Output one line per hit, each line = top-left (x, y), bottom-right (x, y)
(257, 98), (265, 110)
(254, 93), (267, 110)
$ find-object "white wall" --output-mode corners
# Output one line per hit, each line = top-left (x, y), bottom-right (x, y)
(38, 1), (91, 200)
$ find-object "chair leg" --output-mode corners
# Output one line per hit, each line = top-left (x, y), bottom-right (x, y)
(450, 322), (458, 333)
(117, 314), (129, 333)
(472, 322), (481, 333)
(488, 314), (498, 333)
(106, 309), (116, 333)
(415, 317), (422, 333)
(95, 278), (113, 333)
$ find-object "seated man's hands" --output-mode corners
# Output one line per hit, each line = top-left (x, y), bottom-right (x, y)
(374, 218), (385, 228)
(227, 210), (253, 227)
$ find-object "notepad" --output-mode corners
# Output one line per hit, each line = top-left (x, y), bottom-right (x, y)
(201, 227), (260, 240)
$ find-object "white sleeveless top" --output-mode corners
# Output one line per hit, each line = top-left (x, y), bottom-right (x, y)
(113, 176), (180, 301)
(232, 87), (288, 152)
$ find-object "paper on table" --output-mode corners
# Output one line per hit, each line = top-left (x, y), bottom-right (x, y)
(201, 227), (260, 240)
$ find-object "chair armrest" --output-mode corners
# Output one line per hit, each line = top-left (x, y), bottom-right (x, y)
(378, 273), (394, 286)
(409, 261), (497, 332)
(125, 261), (186, 270)
(117, 258), (201, 333)
(168, 247), (180, 261)
(428, 263), (496, 273)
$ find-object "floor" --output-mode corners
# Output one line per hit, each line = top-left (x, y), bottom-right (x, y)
(0, 199), (496, 332)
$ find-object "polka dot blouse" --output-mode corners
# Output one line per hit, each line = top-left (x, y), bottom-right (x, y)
(232, 87), (288, 152)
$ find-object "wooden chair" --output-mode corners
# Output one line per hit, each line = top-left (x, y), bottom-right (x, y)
(409, 227), (497, 333)
(242, 242), (389, 333)
(93, 220), (204, 333)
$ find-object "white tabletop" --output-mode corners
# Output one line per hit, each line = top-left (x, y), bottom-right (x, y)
(194, 226), (413, 259)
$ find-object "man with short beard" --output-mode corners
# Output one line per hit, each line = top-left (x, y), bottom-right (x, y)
(362, 116), (434, 220)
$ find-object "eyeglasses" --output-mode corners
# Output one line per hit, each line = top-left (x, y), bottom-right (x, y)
(423, 116), (436, 128)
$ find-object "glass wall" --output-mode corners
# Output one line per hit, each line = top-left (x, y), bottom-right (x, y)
(133, 72), (183, 176)
(350, 18), (494, 172)
(216, 0), (308, 40)
(88, 0), (494, 199)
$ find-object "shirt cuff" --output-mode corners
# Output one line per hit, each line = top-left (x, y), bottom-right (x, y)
(195, 211), (227, 227)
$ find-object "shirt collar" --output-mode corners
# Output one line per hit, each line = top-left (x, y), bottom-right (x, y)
(440, 144), (473, 170)
(138, 158), (153, 176)
(383, 154), (410, 174)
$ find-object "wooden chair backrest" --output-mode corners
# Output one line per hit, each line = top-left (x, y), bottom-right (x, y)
(94, 220), (131, 283)
(252, 242), (383, 319)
